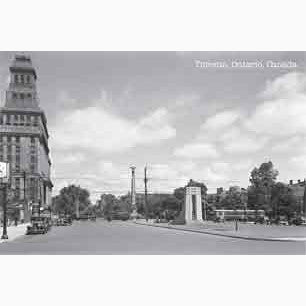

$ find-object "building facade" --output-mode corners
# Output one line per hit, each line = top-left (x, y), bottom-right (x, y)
(0, 54), (52, 221)
(288, 179), (306, 217)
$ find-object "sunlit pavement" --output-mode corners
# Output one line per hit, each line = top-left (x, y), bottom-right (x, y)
(0, 219), (305, 254)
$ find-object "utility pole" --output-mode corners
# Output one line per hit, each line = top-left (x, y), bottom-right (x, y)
(130, 166), (137, 219)
(144, 166), (148, 222)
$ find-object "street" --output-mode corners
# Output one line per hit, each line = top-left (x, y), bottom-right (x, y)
(0, 219), (305, 254)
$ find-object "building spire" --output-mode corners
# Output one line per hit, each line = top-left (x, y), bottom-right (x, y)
(4, 54), (39, 110)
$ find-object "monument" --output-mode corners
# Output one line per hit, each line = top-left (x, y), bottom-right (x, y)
(185, 186), (203, 223)
(172, 179), (205, 225)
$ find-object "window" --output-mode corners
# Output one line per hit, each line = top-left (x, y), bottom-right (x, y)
(14, 75), (18, 83)
(26, 75), (30, 83)
(16, 136), (20, 143)
(20, 115), (25, 126)
(20, 75), (24, 83)
(12, 92), (17, 99)
(20, 93), (24, 99)
(26, 115), (31, 126)
(13, 115), (18, 126)
(6, 115), (11, 125)
(29, 178), (36, 199)
(0, 115), (3, 125)
(16, 153), (20, 172)
(31, 136), (35, 144)
(15, 178), (20, 198)
(33, 116), (39, 127)
(27, 93), (32, 99)
(7, 136), (11, 143)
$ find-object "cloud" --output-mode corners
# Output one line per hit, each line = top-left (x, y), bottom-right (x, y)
(289, 154), (306, 174)
(175, 72), (306, 160)
(200, 109), (241, 131)
(50, 105), (176, 153)
(246, 72), (306, 136)
(173, 142), (219, 159)
(261, 72), (306, 99)
(221, 127), (268, 154)
(271, 136), (305, 153)
(245, 95), (306, 136)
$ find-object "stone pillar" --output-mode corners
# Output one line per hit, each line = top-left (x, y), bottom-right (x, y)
(185, 186), (203, 223)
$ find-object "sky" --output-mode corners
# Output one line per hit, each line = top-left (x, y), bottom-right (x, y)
(1, 51), (306, 201)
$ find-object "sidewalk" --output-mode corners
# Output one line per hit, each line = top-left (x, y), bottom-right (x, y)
(0, 223), (29, 244)
(135, 220), (306, 242)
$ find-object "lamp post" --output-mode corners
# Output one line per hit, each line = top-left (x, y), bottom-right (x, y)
(0, 162), (10, 240)
(1, 183), (8, 239)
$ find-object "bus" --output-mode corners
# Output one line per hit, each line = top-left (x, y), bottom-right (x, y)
(214, 209), (265, 222)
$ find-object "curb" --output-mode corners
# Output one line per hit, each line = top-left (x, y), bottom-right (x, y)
(134, 222), (305, 243)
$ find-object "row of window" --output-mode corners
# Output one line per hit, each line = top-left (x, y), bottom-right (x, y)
(0, 114), (39, 126)
(0, 135), (36, 143)
(0, 141), (37, 173)
(12, 177), (38, 201)
(14, 74), (32, 84)
(12, 92), (33, 99)
(0, 155), (36, 172)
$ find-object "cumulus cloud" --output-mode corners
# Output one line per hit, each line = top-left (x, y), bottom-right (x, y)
(261, 72), (306, 99)
(200, 109), (241, 131)
(289, 154), (306, 174)
(245, 95), (306, 136)
(174, 142), (219, 159)
(221, 127), (268, 154)
(174, 71), (306, 160)
(50, 105), (176, 153)
(246, 72), (306, 136)
(271, 136), (306, 153)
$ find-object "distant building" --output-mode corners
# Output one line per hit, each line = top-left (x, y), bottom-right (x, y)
(0, 54), (52, 221)
(288, 179), (306, 217)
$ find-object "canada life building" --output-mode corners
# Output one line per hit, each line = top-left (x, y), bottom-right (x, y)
(0, 54), (52, 221)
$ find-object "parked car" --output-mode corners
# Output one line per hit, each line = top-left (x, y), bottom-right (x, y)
(279, 219), (289, 226)
(254, 217), (265, 224)
(291, 217), (306, 226)
(111, 211), (130, 221)
(26, 216), (50, 235)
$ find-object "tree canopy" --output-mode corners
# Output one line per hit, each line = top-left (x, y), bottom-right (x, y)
(52, 185), (91, 216)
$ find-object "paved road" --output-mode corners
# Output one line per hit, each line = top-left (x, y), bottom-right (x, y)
(0, 220), (305, 254)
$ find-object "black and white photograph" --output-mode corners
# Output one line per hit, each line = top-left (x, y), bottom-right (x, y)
(0, 2), (305, 306)
(0, 51), (305, 255)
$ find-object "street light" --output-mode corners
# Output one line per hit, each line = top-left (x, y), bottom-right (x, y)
(0, 162), (10, 240)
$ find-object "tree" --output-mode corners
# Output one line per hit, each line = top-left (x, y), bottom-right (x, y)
(220, 187), (244, 210)
(160, 195), (180, 219)
(173, 187), (185, 211)
(96, 194), (117, 218)
(249, 161), (279, 213)
(271, 182), (299, 221)
(52, 185), (91, 217)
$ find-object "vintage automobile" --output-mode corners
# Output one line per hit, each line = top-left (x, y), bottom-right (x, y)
(26, 216), (50, 235)
(56, 217), (72, 226)
(111, 211), (130, 221)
